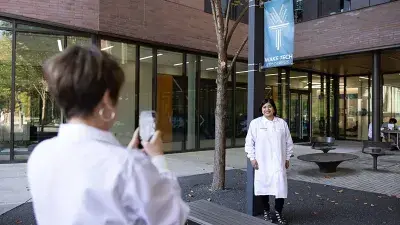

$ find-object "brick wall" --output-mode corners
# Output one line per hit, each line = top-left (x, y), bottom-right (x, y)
(166, 0), (204, 10)
(0, 0), (99, 30)
(1, 0), (399, 60)
(99, 0), (248, 58)
(294, 1), (400, 59)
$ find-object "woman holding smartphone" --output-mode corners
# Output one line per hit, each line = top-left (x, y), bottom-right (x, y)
(27, 45), (189, 225)
(245, 98), (293, 225)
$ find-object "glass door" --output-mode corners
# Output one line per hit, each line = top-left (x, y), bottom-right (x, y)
(289, 90), (310, 142)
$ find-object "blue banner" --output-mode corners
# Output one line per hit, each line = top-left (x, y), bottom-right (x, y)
(264, 0), (295, 68)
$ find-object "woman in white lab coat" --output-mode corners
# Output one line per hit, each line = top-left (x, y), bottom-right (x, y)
(27, 45), (189, 225)
(245, 98), (293, 225)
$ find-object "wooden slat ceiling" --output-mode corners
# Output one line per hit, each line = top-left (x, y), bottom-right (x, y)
(293, 49), (400, 75)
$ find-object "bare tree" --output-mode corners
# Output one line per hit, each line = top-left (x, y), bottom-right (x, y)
(210, 0), (249, 190)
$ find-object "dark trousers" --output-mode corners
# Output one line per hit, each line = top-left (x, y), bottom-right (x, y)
(261, 195), (284, 214)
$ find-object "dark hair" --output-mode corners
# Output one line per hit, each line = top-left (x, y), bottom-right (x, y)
(389, 118), (397, 124)
(43, 45), (125, 119)
(259, 98), (277, 116)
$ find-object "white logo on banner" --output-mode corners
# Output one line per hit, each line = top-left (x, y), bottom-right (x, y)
(268, 5), (289, 51)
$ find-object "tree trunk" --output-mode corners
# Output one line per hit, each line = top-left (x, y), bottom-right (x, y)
(212, 51), (228, 190)
(212, 75), (228, 190)
(40, 93), (46, 132)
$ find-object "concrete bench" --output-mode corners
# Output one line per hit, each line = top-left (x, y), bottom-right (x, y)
(362, 142), (394, 171)
(298, 153), (358, 173)
(188, 200), (272, 225)
(311, 137), (336, 153)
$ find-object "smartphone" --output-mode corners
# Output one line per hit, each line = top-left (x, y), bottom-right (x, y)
(138, 110), (156, 149)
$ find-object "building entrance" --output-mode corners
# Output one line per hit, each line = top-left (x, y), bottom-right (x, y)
(289, 89), (310, 143)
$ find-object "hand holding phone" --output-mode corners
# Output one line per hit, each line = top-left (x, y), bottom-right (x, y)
(141, 130), (164, 157)
(139, 111), (156, 147)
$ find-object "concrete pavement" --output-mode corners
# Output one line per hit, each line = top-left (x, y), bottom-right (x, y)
(1, 141), (399, 215)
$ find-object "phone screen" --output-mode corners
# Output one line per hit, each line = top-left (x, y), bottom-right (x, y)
(139, 111), (156, 148)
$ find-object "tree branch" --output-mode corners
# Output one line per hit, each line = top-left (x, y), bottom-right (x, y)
(210, 0), (220, 37)
(226, 3), (248, 47)
(224, 0), (233, 40)
(211, 0), (226, 52)
(226, 35), (248, 79)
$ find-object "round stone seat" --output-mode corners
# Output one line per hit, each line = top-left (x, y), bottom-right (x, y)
(297, 153), (358, 173)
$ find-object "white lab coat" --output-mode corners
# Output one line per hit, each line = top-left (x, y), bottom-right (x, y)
(245, 116), (293, 198)
(27, 123), (189, 225)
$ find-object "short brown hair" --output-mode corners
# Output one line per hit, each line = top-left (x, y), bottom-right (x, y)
(43, 45), (125, 119)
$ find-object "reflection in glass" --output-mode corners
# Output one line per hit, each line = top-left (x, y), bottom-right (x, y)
(156, 50), (183, 152)
(0, 19), (12, 28)
(101, 40), (136, 145)
(68, 36), (91, 46)
(0, 30), (12, 161)
(199, 56), (232, 148)
(15, 31), (64, 160)
(139, 47), (154, 111)
(235, 62), (248, 145)
(294, 0), (304, 23)
(186, 54), (196, 150)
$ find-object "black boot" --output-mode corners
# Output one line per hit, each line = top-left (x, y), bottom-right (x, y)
(263, 210), (273, 221)
(274, 211), (288, 225)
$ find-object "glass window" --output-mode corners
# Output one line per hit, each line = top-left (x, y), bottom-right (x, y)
(302, 0), (318, 22)
(186, 54), (197, 150)
(370, 0), (391, 6)
(294, 0), (304, 23)
(329, 76), (335, 136)
(346, 76), (369, 140)
(339, 77), (345, 138)
(199, 56), (232, 149)
(235, 62), (247, 146)
(139, 47), (154, 111)
(101, 40), (136, 146)
(156, 50), (184, 152)
(383, 73), (400, 122)
(265, 68), (278, 101)
(68, 36), (91, 46)
(0, 29), (12, 161)
(15, 31), (65, 159)
(351, 0), (370, 10)
(319, 0), (341, 17)
(288, 71), (310, 142)
(311, 74), (326, 136)
(16, 24), (59, 32)
(0, 19), (12, 28)
(289, 71), (308, 90)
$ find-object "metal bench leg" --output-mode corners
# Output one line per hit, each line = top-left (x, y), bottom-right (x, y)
(372, 155), (378, 171)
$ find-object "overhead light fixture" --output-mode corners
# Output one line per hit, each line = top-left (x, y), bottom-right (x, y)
(236, 70), (256, 74)
(57, 40), (63, 52)
(290, 76), (308, 79)
(173, 62), (190, 66)
(359, 76), (369, 80)
(265, 72), (286, 76)
(205, 67), (215, 71)
(140, 53), (163, 60)
(101, 46), (114, 51)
